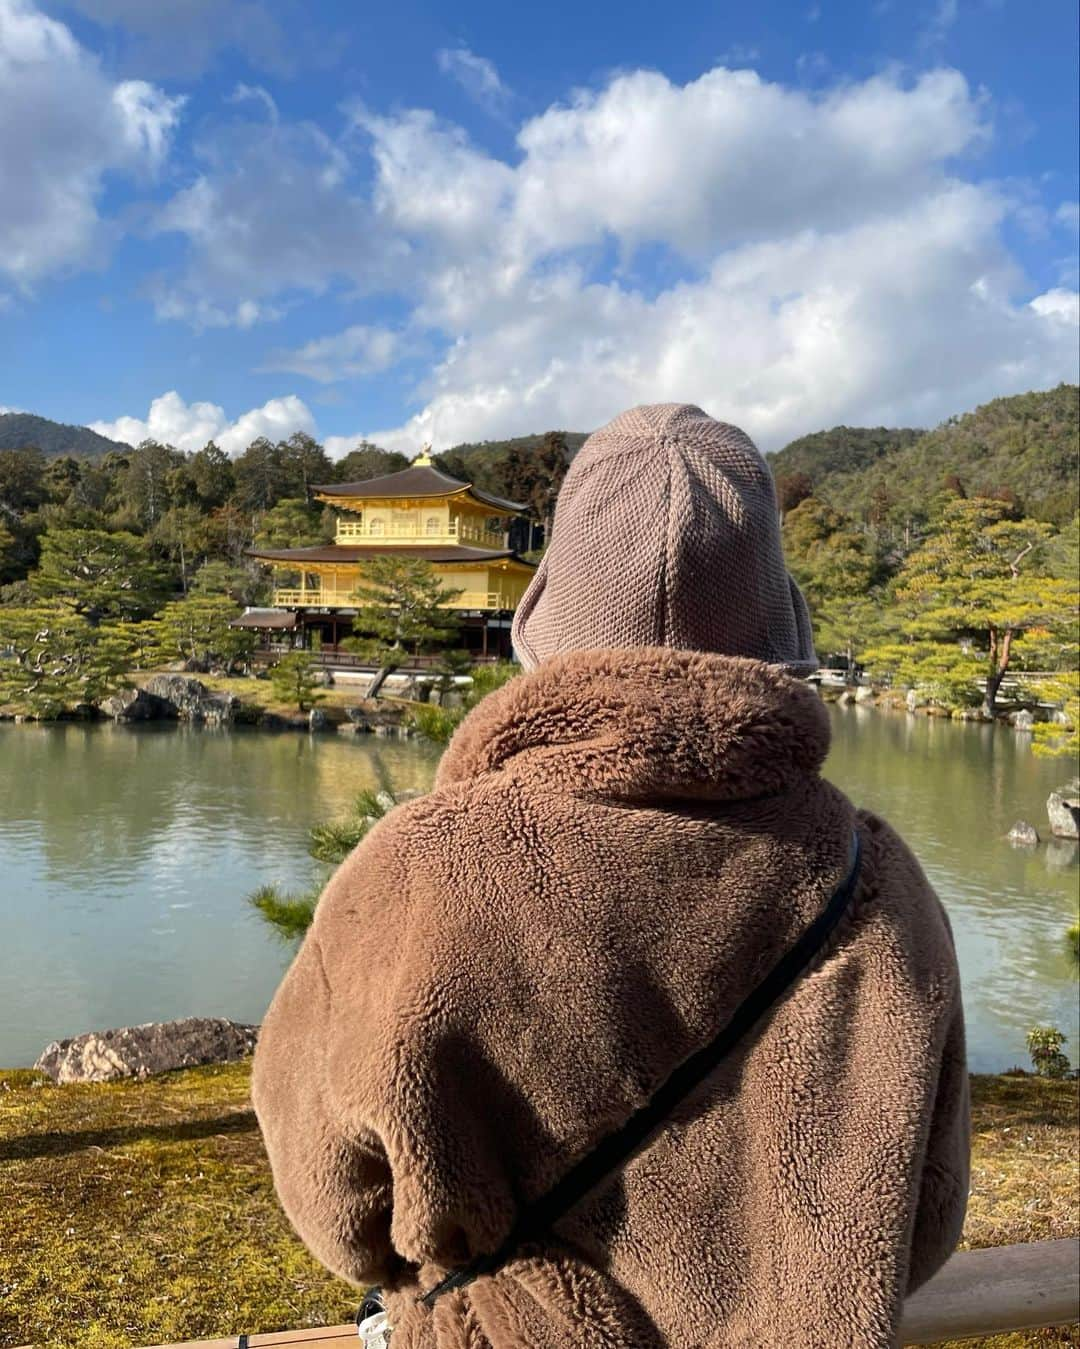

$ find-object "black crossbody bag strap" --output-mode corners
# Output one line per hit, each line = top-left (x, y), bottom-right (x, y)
(418, 828), (863, 1310)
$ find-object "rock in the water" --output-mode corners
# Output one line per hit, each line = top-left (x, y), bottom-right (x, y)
(143, 674), (239, 725)
(99, 686), (175, 721)
(1007, 820), (1040, 847)
(1047, 779), (1080, 839)
(854, 685), (875, 703)
(905, 688), (921, 712)
(34, 1016), (258, 1084)
(1011, 709), (1035, 730)
(308, 707), (328, 731)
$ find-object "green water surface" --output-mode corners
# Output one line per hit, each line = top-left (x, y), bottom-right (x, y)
(0, 707), (1075, 1071)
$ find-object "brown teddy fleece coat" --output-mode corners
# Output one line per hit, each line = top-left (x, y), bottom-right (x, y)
(252, 649), (969, 1348)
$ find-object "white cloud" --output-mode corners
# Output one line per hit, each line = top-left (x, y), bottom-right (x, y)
(0, 0), (183, 288)
(149, 108), (395, 326)
(90, 391), (317, 455)
(227, 81), (278, 123)
(921, 0), (960, 49)
(436, 45), (509, 112)
(60, 0), (296, 79)
(1029, 288), (1080, 325)
(717, 43), (760, 66)
(506, 68), (987, 258)
(261, 325), (401, 383)
(109, 60), (1077, 455)
(1056, 201), (1080, 233)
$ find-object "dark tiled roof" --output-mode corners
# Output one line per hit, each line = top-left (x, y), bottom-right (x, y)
(312, 464), (525, 514)
(248, 544), (535, 566)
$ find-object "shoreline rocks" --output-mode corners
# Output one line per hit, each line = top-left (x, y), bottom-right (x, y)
(34, 1017), (259, 1084)
(100, 686), (176, 721)
(143, 674), (240, 725)
(1047, 779), (1080, 840)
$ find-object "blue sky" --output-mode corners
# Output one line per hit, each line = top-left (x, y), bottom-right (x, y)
(1, 0), (1077, 456)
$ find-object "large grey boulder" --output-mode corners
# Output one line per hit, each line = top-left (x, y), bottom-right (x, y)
(854, 685), (876, 704)
(308, 707), (329, 731)
(99, 686), (175, 721)
(1011, 709), (1035, 731)
(1046, 779), (1080, 840)
(34, 1016), (258, 1084)
(143, 674), (239, 725)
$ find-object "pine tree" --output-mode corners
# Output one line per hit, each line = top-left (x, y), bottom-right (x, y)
(269, 651), (324, 713)
(146, 594), (254, 671)
(32, 527), (169, 624)
(0, 602), (135, 716)
(865, 496), (1078, 714)
(342, 556), (462, 693)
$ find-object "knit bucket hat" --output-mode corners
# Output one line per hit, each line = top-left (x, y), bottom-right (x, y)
(512, 403), (818, 675)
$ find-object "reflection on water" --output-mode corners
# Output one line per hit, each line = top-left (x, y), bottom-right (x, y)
(824, 705), (1079, 1071)
(0, 709), (1076, 1070)
(0, 722), (440, 1068)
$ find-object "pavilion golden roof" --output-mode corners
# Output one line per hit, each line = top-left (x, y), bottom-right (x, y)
(311, 462), (527, 515)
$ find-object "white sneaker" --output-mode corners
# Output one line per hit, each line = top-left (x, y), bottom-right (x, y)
(357, 1308), (392, 1347)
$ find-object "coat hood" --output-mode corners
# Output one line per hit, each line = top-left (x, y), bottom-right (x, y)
(512, 404), (818, 675)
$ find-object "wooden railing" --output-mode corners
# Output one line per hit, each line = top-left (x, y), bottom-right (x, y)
(249, 648), (501, 672)
(334, 519), (504, 546)
(272, 588), (508, 611)
(142, 1240), (1078, 1348)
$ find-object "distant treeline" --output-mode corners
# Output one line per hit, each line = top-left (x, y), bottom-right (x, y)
(0, 430), (580, 591)
(1, 385), (1077, 738)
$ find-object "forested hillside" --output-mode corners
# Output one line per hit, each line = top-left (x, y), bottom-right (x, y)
(0, 413), (126, 460)
(768, 385), (1078, 527)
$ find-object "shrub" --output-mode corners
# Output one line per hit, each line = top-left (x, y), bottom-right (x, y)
(1026, 1026), (1071, 1079)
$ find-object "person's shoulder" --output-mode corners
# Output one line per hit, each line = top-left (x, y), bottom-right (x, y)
(854, 805), (960, 964)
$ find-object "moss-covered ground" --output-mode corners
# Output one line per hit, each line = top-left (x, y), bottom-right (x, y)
(1, 1066), (1076, 1348)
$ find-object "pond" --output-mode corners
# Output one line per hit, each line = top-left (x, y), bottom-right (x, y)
(0, 707), (1076, 1072)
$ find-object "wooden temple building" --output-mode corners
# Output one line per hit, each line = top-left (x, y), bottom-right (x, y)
(244, 452), (536, 661)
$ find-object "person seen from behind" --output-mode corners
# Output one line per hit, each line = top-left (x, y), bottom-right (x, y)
(253, 403), (969, 1348)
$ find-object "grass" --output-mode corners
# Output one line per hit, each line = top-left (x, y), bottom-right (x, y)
(1, 1067), (1076, 1349)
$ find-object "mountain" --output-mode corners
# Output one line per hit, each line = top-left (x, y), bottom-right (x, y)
(768, 384), (1079, 526)
(0, 413), (128, 460)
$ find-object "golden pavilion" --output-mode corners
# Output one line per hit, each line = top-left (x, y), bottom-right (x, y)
(247, 452), (537, 659)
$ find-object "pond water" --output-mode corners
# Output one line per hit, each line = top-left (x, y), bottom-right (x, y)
(0, 707), (1076, 1072)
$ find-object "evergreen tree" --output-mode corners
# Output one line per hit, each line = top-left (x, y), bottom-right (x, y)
(146, 594), (254, 670)
(0, 602), (134, 716)
(342, 556), (461, 692)
(189, 441), (235, 509)
(233, 438), (289, 513)
(335, 442), (409, 481)
(32, 528), (169, 623)
(119, 441), (184, 529)
(865, 496), (1077, 714)
(254, 497), (333, 549)
(269, 650), (324, 712)
(249, 790), (400, 941)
